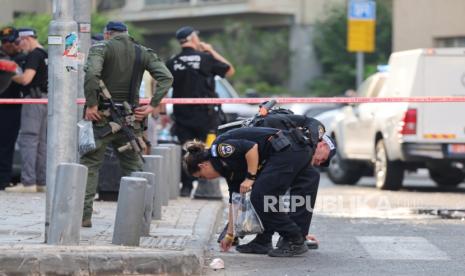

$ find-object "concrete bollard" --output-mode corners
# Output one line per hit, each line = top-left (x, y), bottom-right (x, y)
(112, 177), (147, 246)
(48, 163), (88, 245)
(151, 146), (172, 203)
(131, 172), (155, 237)
(158, 144), (177, 200)
(159, 143), (181, 199)
(194, 178), (223, 200)
(142, 155), (164, 218)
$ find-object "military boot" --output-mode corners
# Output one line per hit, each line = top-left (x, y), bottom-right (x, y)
(81, 219), (92, 228)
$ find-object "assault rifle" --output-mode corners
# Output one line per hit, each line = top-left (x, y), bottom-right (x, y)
(98, 80), (146, 163)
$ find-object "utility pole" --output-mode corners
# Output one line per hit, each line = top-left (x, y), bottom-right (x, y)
(45, 0), (79, 242)
(74, 0), (91, 103)
(356, 52), (364, 89)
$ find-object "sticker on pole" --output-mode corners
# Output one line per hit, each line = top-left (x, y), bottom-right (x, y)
(79, 23), (91, 33)
(48, 36), (63, 45)
(63, 32), (79, 57)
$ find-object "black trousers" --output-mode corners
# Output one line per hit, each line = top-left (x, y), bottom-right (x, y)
(0, 105), (21, 187)
(250, 144), (316, 242)
(175, 123), (208, 189)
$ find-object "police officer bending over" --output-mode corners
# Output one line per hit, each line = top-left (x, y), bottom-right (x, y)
(184, 127), (318, 257)
(226, 111), (336, 251)
(81, 21), (173, 227)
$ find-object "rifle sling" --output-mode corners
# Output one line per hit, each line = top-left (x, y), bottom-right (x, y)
(128, 44), (142, 105)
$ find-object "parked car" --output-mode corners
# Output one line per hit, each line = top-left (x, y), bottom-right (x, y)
(326, 48), (465, 190)
(283, 102), (341, 118)
(166, 76), (257, 119)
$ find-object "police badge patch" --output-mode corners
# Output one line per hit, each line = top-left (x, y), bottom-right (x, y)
(217, 143), (235, 157)
(318, 125), (325, 140)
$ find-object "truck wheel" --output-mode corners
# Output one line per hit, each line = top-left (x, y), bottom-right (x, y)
(429, 166), (464, 187)
(327, 150), (363, 185)
(375, 140), (404, 190)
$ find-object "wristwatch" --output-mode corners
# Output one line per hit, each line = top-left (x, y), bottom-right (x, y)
(246, 172), (257, 181)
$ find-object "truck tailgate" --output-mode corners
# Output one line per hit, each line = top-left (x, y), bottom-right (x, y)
(421, 55), (465, 143)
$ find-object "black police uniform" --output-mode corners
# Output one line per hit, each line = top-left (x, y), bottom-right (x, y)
(0, 28), (26, 188)
(208, 127), (316, 242)
(249, 113), (333, 235)
(166, 46), (230, 191)
(0, 53), (25, 188)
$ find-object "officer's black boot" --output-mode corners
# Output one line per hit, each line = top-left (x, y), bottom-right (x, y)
(276, 236), (319, 250)
(236, 236), (272, 254)
(268, 235), (308, 257)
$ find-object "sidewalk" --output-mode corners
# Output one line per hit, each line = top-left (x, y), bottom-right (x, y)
(0, 191), (224, 275)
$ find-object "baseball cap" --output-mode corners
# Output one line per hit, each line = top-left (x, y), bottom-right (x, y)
(17, 28), (37, 38)
(319, 135), (337, 167)
(0, 27), (19, 43)
(104, 21), (128, 32)
(175, 26), (199, 41)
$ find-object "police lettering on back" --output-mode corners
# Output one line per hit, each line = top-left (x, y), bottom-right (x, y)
(173, 55), (201, 71)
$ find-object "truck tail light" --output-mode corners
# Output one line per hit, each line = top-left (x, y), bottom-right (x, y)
(400, 108), (417, 135)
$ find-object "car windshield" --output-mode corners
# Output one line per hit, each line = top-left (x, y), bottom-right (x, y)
(215, 80), (233, 98)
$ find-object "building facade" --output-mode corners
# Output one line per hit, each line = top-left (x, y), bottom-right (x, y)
(393, 0), (465, 51)
(0, 0), (52, 25)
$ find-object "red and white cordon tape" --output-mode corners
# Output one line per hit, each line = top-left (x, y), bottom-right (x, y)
(1, 96), (465, 105)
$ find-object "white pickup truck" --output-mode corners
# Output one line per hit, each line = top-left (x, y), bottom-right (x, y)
(326, 48), (465, 190)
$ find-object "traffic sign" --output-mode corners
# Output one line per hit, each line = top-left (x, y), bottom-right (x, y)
(348, 0), (376, 20)
(347, 20), (375, 52)
(347, 0), (376, 52)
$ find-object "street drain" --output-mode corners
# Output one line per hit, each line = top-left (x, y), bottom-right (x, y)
(415, 209), (465, 219)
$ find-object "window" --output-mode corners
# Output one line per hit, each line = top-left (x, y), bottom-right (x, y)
(215, 80), (233, 98)
(357, 76), (375, 97)
(369, 76), (386, 98)
(435, 37), (465, 48)
(145, 0), (189, 5)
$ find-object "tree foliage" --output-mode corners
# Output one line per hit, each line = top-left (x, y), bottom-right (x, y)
(310, 0), (392, 96)
(166, 21), (290, 96)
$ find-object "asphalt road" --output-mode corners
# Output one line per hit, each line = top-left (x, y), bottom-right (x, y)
(204, 171), (465, 276)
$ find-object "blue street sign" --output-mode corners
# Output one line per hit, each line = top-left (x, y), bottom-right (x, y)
(348, 0), (376, 20)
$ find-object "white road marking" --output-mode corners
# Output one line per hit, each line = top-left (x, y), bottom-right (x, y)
(357, 236), (449, 260)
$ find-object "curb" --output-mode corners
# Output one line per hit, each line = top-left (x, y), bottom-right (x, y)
(186, 200), (225, 273)
(0, 200), (224, 276)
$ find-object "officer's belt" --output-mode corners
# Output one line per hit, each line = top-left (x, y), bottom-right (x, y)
(267, 130), (310, 151)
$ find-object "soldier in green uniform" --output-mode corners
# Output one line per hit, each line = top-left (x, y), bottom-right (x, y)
(81, 21), (173, 227)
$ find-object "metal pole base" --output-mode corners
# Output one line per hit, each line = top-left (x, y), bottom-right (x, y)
(112, 177), (147, 246)
(193, 178), (223, 200)
(48, 163), (88, 245)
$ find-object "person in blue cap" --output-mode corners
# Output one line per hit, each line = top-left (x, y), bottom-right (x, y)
(80, 21), (173, 227)
(0, 26), (26, 190)
(6, 27), (48, 193)
(166, 26), (235, 197)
